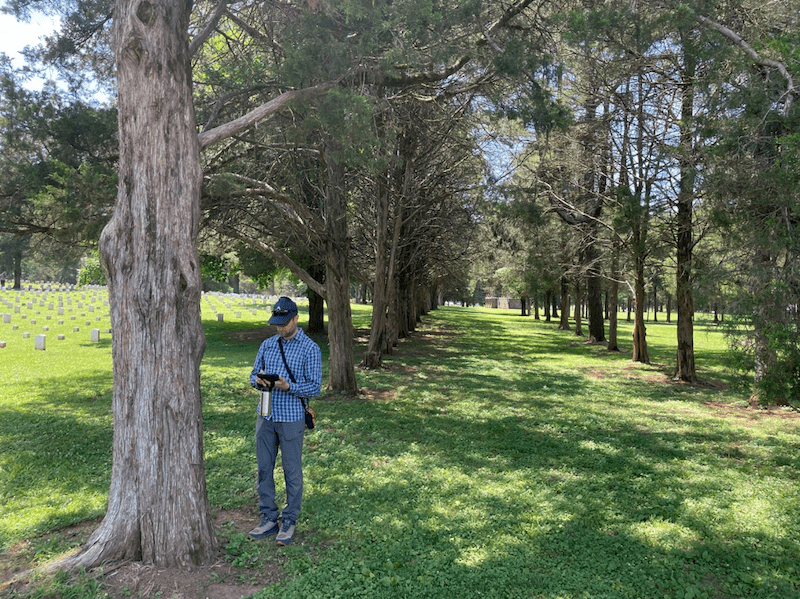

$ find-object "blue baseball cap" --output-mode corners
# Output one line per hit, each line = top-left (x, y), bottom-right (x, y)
(268, 296), (298, 325)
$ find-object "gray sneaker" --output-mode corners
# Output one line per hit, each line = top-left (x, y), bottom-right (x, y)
(248, 516), (279, 539)
(276, 520), (295, 546)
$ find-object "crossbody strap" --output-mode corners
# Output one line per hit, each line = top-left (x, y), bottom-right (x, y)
(278, 338), (310, 410)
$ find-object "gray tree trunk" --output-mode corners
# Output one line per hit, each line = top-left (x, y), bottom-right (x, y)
(65, 0), (217, 570)
(323, 139), (358, 392)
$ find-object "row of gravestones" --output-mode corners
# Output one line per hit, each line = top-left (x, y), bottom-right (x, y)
(202, 292), (279, 322)
(0, 288), (111, 350)
(0, 289), (281, 348)
(4, 328), (108, 350)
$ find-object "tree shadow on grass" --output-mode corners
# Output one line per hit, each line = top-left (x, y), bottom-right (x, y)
(0, 395), (112, 547)
(295, 308), (798, 598)
(304, 386), (799, 598)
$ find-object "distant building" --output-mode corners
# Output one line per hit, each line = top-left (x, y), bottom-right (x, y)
(484, 297), (522, 310)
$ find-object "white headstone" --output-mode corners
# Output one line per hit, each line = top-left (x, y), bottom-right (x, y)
(91, 328), (100, 342)
(35, 334), (46, 350)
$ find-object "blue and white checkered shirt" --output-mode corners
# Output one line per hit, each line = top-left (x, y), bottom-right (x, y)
(250, 328), (322, 422)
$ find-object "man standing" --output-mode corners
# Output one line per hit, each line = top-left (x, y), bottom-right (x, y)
(249, 296), (322, 545)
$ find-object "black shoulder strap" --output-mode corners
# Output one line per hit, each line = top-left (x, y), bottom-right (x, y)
(278, 338), (295, 382)
(279, 339), (309, 409)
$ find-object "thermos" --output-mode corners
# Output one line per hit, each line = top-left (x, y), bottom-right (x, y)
(259, 388), (273, 417)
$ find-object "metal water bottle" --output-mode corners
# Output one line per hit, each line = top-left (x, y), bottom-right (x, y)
(259, 388), (273, 418)
(257, 372), (278, 417)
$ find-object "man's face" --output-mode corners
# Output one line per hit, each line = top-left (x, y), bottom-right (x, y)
(277, 314), (299, 340)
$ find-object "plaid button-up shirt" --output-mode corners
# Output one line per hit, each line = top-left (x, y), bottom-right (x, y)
(250, 328), (322, 422)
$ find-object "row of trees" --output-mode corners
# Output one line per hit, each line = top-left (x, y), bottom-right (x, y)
(476, 0), (799, 402)
(1, 0), (798, 570)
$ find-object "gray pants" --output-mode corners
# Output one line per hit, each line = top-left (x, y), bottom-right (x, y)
(255, 417), (305, 524)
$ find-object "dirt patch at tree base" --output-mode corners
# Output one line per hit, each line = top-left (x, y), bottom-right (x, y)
(0, 508), (295, 599)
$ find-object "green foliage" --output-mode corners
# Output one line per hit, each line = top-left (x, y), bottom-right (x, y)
(723, 282), (800, 408)
(76, 253), (105, 286)
(299, 88), (376, 167)
(200, 253), (231, 284)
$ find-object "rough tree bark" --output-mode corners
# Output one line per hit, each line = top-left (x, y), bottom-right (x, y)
(674, 38), (698, 383)
(573, 278), (583, 337)
(585, 243), (606, 343)
(631, 243), (649, 364)
(363, 173), (391, 369)
(607, 240), (620, 352)
(307, 263), (326, 334)
(63, 0), (217, 570)
(323, 139), (358, 392)
(364, 132), (409, 368)
(558, 275), (571, 330)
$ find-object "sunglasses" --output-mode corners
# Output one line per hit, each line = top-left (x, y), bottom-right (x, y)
(272, 309), (294, 316)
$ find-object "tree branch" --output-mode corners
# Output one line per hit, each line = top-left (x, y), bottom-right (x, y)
(209, 223), (327, 298)
(198, 84), (335, 150)
(694, 13), (795, 115)
(189, 0), (229, 57)
(211, 172), (327, 247)
(200, 84), (277, 133)
(224, 9), (286, 57)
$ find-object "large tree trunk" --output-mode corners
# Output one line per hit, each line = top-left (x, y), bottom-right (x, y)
(558, 275), (571, 330)
(586, 246), (606, 343)
(607, 241), (620, 352)
(544, 289), (552, 321)
(674, 40), (698, 383)
(12, 246), (21, 290)
(398, 276), (414, 339)
(632, 252), (649, 364)
(307, 263), (325, 334)
(66, 0), (217, 570)
(323, 139), (358, 392)
(363, 174), (390, 369)
(573, 278), (583, 337)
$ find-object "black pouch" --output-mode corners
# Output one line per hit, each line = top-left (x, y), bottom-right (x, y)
(303, 400), (316, 430)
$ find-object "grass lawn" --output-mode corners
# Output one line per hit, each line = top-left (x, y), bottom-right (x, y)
(1, 288), (798, 598)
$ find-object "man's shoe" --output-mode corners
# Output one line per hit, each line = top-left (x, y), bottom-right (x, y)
(276, 520), (295, 546)
(248, 516), (279, 539)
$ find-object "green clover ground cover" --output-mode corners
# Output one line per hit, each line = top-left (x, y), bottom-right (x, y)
(1, 291), (798, 598)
